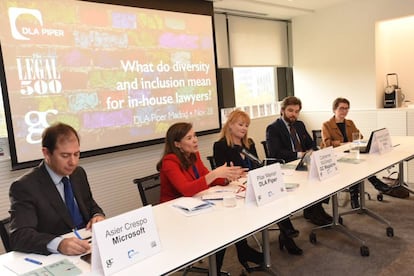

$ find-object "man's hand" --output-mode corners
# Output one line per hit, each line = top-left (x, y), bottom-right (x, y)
(58, 237), (90, 255)
(86, 214), (105, 230)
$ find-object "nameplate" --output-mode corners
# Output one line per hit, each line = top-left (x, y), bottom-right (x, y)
(370, 128), (392, 154)
(91, 206), (161, 275)
(245, 163), (286, 206)
(309, 147), (339, 180)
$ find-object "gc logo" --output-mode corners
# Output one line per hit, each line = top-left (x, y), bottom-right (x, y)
(24, 110), (58, 144)
(106, 258), (114, 268)
(8, 7), (43, 40)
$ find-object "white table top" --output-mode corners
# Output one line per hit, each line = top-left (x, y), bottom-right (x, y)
(1, 136), (413, 276)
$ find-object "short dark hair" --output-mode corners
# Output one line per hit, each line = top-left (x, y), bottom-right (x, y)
(42, 122), (79, 154)
(332, 97), (350, 111)
(281, 96), (302, 111)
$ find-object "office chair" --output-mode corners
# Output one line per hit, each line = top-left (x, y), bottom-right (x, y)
(0, 217), (11, 253)
(260, 141), (270, 159)
(260, 140), (285, 165)
(134, 173), (161, 206)
(312, 129), (322, 150)
(133, 174), (210, 275)
(206, 155), (217, 170)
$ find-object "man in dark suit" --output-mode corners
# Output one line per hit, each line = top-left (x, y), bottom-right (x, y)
(9, 122), (105, 255)
(266, 96), (331, 226)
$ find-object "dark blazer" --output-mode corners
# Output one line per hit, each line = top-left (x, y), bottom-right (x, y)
(9, 161), (103, 255)
(266, 118), (314, 163)
(213, 138), (260, 170)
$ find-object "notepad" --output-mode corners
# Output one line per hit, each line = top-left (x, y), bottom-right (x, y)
(6, 258), (81, 276)
(172, 197), (214, 216)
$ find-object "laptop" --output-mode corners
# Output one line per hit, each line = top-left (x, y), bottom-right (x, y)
(346, 128), (386, 154)
(295, 150), (313, 171)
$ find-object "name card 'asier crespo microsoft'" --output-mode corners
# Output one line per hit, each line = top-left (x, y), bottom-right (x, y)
(91, 205), (161, 275)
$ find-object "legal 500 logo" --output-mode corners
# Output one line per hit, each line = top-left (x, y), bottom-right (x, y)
(8, 7), (64, 40)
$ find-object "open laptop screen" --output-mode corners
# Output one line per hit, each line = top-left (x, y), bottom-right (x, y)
(360, 128), (386, 154)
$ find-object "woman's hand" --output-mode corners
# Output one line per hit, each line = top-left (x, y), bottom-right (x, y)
(214, 163), (247, 182)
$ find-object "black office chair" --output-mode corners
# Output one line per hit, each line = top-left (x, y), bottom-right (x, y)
(0, 217), (11, 252)
(133, 174), (210, 275)
(312, 129), (322, 150)
(260, 141), (270, 158)
(134, 173), (161, 206)
(260, 140), (285, 165)
(206, 155), (217, 170)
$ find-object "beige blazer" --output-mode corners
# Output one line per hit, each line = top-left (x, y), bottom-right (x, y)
(321, 116), (361, 148)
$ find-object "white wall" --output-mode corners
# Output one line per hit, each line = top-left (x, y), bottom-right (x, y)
(292, 0), (414, 111)
(376, 15), (414, 106)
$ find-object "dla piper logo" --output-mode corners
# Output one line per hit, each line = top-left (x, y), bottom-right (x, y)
(8, 7), (64, 40)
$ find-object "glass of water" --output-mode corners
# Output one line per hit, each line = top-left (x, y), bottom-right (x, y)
(350, 132), (361, 159)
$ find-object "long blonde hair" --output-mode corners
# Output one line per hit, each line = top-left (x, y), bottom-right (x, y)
(219, 109), (252, 149)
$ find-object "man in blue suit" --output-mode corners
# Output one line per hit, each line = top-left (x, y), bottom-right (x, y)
(266, 96), (331, 226)
(9, 122), (105, 255)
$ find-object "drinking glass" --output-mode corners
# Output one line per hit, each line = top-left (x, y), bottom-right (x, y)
(350, 132), (361, 159)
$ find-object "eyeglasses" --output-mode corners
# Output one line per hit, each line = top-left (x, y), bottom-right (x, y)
(338, 107), (349, 111)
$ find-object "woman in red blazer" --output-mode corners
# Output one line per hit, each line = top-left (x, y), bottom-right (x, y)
(157, 122), (244, 203)
(156, 122), (245, 273)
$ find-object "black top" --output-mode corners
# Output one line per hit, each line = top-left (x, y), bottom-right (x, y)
(336, 122), (348, 143)
(213, 138), (260, 170)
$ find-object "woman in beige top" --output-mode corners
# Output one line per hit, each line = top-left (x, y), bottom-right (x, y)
(321, 98), (361, 208)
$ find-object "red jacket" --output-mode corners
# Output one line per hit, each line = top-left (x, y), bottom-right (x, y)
(160, 152), (225, 202)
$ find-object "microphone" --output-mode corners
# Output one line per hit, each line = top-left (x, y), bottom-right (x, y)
(235, 146), (263, 167)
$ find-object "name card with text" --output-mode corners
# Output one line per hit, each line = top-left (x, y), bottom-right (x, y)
(91, 206), (161, 275)
(309, 147), (339, 181)
(245, 163), (286, 206)
(370, 128), (392, 154)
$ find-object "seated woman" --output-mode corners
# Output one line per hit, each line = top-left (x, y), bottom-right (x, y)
(214, 110), (302, 262)
(157, 122), (245, 272)
(321, 97), (362, 208)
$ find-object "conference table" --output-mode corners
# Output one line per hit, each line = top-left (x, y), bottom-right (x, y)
(1, 136), (413, 276)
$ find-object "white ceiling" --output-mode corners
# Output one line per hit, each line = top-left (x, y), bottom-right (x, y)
(211, 0), (354, 20)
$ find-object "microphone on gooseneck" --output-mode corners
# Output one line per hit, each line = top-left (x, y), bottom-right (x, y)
(234, 145), (263, 167)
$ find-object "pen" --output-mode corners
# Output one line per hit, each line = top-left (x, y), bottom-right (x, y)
(24, 257), (42, 265)
(84, 236), (92, 243)
(393, 144), (400, 147)
(73, 228), (82, 240)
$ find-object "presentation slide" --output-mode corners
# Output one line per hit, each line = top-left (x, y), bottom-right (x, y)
(0, 0), (219, 166)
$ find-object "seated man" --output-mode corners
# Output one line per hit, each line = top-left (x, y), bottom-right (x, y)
(266, 96), (332, 226)
(9, 122), (105, 255)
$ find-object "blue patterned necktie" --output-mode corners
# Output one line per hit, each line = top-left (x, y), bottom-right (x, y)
(62, 177), (85, 228)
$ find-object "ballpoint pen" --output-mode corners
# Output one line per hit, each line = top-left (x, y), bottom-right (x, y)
(24, 257), (42, 265)
(73, 228), (82, 240)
